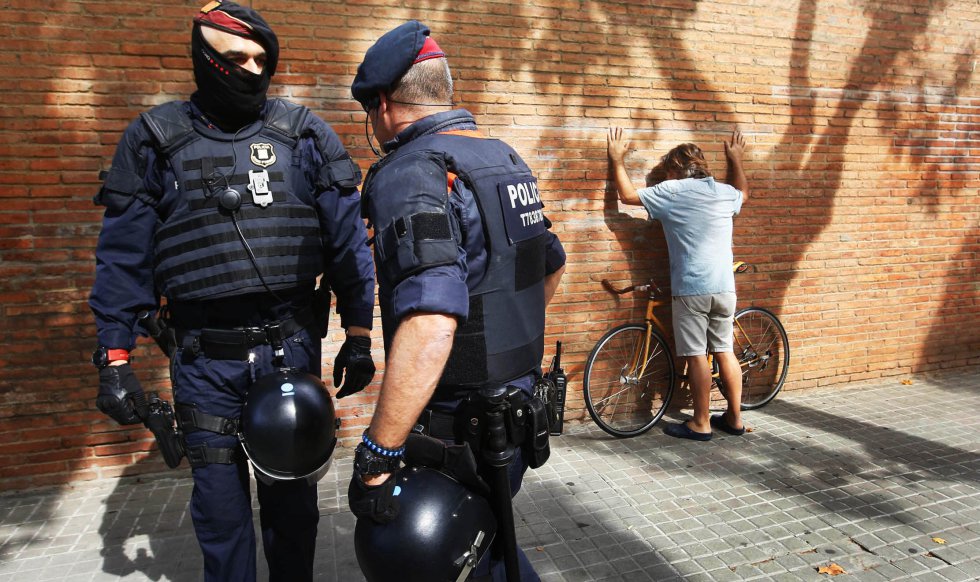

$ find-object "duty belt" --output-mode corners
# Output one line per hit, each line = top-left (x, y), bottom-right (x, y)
(414, 409), (458, 441)
(176, 306), (316, 360)
(414, 385), (552, 470)
(413, 388), (532, 444)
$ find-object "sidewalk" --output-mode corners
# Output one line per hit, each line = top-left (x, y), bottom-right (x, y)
(1, 368), (978, 581)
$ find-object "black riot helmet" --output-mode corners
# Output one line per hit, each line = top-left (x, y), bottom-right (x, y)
(239, 368), (337, 485)
(354, 466), (497, 582)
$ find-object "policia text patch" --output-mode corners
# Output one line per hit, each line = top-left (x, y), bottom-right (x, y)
(497, 176), (546, 245)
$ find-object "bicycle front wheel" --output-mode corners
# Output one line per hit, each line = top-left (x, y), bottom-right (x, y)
(583, 323), (675, 438)
(732, 307), (789, 409)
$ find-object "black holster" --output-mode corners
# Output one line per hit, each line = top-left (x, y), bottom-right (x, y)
(138, 310), (176, 358)
(521, 393), (551, 469)
(173, 403), (242, 468)
(135, 391), (185, 468)
(312, 285), (331, 338)
(453, 385), (551, 470)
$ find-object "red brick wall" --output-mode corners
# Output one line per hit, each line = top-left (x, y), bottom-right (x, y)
(0, 0), (976, 489)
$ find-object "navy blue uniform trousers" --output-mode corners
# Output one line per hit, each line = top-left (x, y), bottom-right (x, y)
(173, 327), (321, 582)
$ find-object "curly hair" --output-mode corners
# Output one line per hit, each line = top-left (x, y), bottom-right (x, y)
(646, 143), (711, 186)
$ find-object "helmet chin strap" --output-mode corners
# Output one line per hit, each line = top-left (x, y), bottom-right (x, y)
(455, 530), (487, 582)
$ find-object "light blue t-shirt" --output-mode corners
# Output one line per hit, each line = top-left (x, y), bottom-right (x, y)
(637, 177), (743, 296)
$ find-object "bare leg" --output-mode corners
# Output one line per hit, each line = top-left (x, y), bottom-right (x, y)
(714, 350), (743, 429)
(684, 355), (712, 433)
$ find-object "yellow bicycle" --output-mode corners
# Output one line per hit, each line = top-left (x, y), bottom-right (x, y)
(583, 263), (789, 438)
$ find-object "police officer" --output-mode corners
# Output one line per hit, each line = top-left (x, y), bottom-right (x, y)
(89, 2), (376, 581)
(347, 21), (566, 581)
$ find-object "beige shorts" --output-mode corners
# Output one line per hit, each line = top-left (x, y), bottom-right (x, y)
(672, 293), (737, 356)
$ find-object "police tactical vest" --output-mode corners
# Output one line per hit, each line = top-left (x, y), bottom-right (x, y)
(367, 132), (549, 387)
(140, 100), (323, 301)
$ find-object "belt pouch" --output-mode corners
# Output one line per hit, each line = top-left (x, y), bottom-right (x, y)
(522, 396), (551, 469)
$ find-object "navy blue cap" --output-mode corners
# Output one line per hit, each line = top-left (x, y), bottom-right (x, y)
(351, 20), (436, 111)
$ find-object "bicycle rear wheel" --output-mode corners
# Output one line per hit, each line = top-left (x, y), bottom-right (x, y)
(730, 307), (789, 409)
(583, 323), (675, 438)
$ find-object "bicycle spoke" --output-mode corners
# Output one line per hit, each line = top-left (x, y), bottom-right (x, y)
(584, 324), (675, 437)
(591, 385), (636, 407)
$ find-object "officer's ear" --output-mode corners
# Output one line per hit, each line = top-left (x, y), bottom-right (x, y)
(369, 94), (393, 138)
(376, 92), (390, 116)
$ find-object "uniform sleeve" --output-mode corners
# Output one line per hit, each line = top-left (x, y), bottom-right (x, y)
(88, 119), (161, 349)
(305, 119), (375, 330)
(373, 154), (469, 325)
(543, 218), (566, 275)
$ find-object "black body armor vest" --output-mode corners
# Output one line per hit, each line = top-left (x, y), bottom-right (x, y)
(140, 100), (323, 301)
(365, 133), (548, 387)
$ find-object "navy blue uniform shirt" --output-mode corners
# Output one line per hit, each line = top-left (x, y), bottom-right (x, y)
(90, 101), (375, 349)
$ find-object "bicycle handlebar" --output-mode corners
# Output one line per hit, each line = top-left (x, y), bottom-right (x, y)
(601, 279), (657, 296)
(601, 263), (753, 297)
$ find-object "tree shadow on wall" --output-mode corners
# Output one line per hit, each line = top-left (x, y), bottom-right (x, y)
(396, 0), (971, 307)
(781, 0), (976, 371)
(0, 0), (189, 491)
(921, 231), (980, 373)
(339, 1), (977, 384)
(16, 0), (974, 499)
(721, 0), (965, 310)
(595, 0), (974, 366)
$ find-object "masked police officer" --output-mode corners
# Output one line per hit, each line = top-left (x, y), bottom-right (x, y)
(89, 2), (376, 581)
(347, 21), (566, 581)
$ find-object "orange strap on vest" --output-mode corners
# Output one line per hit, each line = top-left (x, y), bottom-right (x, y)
(439, 129), (484, 193)
(438, 129), (483, 139)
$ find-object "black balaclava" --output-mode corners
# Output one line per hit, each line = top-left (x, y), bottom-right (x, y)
(190, 1), (279, 132)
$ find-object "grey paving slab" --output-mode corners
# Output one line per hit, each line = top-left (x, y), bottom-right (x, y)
(1, 367), (979, 581)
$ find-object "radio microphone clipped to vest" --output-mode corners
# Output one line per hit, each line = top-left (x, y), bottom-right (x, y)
(218, 187), (242, 211)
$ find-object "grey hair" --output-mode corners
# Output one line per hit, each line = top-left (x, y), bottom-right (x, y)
(390, 58), (453, 108)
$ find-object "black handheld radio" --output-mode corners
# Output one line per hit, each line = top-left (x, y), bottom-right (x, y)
(544, 341), (567, 435)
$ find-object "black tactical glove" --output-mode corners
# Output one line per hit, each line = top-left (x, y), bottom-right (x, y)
(334, 335), (375, 398)
(404, 433), (491, 497)
(348, 473), (400, 524)
(96, 364), (145, 425)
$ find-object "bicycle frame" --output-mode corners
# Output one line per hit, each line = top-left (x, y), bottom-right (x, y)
(731, 317), (774, 370)
(606, 262), (762, 385)
(603, 280), (671, 382)
(587, 262), (789, 437)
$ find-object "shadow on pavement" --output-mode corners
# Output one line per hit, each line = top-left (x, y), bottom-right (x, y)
(98, 458), (199, 581)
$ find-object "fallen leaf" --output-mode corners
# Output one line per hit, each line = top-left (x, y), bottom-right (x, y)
(901, 379), (913, 385)
(535, 546), (544, 552)
(817, 563), (846, 575)
(745, 427), (754, 433)
(932, 537), (946, 544)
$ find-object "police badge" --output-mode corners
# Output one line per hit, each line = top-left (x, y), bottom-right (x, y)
(249, 143), (277, 168)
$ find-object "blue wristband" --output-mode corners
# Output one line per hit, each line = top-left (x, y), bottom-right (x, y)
(362, 432), (405, 458)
